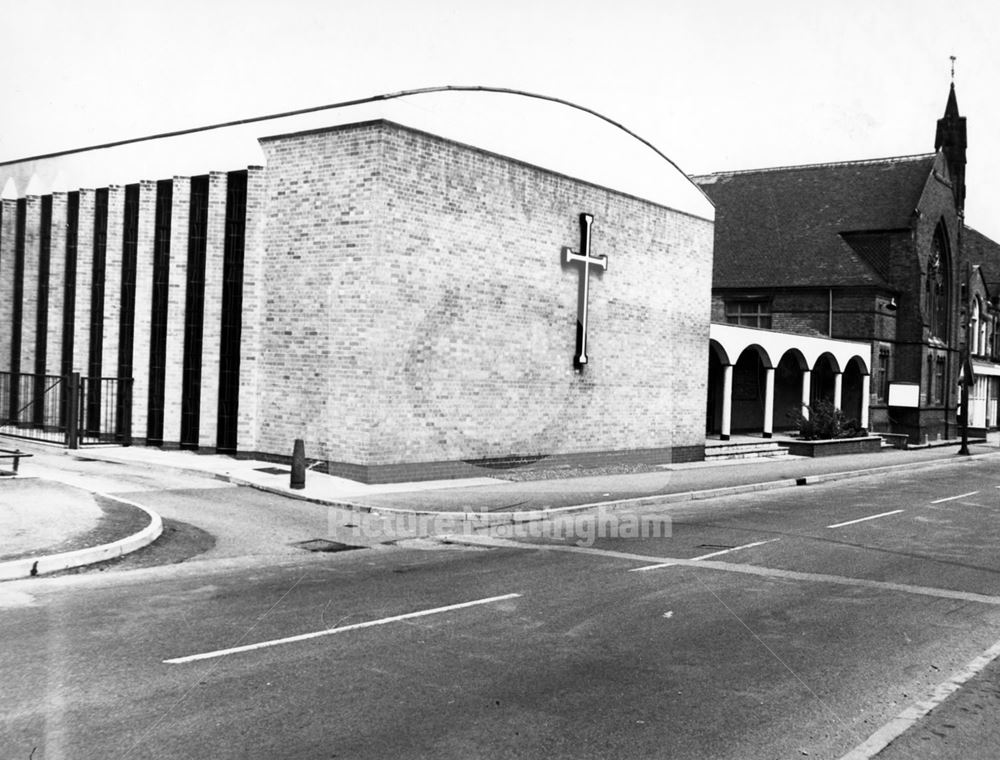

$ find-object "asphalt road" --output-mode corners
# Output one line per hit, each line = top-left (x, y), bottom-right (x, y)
(4, 456), (1000, 759)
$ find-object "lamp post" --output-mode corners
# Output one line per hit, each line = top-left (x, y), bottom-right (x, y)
(958, 346), (971, 456)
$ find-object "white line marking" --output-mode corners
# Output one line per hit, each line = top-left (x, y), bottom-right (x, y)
(827, 510), (904, 529)
(839, 635), (1000, 759)
(630, 539), (779, 572)
(930, 490), (980, 504)
(445, 536), (1000, 605)
(164, 593), (521, 664)
(692, 539), (779, 561)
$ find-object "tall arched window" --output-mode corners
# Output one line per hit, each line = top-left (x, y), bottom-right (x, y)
(926, 225), (950, 340)
(978, 298), (989, 357)
(970, 297), (981, 355)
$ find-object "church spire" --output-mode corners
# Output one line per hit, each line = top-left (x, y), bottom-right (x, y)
(935, 63), (966, 215)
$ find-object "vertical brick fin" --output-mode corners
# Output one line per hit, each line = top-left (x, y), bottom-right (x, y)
(101, 186), (124, 392)
(86, 188), (109, 433)
(9, 199), (26, 420)
(36, 196), (53, 378)
(62, 193), (80, 378)
(162, 177), (190, 447)
(0, 201), (12, 377)
(217, 170), (247, 453)
(197, 172), (227, 450)
(116, 184), (140, 442)
(32, 196), (52, 427)
(238, 166), (265, 453)
(72, 190), (94, 378)
(46, 193), (67, 378)
(145, 180), (171, 445)
(181, 175), (209, 448)
(20, 198), (39, 411)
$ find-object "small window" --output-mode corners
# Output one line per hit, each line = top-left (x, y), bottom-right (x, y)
(926, 354), (935, 404)
(876, 347), (890, 403)
(934, 357), (946, 404)
(725, 299), (772, 329)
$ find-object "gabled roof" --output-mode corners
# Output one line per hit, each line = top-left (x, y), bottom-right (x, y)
(693, 153), (936, 288)
(964, 225), (1000, 295)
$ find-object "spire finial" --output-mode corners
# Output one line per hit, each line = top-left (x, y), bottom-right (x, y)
(950, 55), (956, 82)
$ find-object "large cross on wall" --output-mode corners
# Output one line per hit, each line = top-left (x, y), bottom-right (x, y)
(564, 213), (607, 369)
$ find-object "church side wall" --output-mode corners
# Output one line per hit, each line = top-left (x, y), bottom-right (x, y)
(257, 125), (384, 465)
(257, 121), (713, 481)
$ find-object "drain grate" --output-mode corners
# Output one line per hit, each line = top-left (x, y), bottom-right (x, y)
(293, 538), (365, 553)
(697, 544), (735, 550)
(255, 466), (290, 475)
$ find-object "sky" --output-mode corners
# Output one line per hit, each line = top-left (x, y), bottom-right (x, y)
(2, 0), (999, 238)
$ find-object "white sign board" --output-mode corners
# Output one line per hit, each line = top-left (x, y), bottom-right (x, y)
(888, 382), (920, 408)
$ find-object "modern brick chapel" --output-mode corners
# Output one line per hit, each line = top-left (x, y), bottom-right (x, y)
(0, 93), (715, 482)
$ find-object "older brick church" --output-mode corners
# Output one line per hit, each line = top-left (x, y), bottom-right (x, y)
(698, 83), (1000, 444)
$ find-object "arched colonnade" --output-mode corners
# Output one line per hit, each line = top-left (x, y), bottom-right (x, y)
(708, 323), (872, 440)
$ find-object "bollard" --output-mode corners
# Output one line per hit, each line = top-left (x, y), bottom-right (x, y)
(290, 439), (306, 490)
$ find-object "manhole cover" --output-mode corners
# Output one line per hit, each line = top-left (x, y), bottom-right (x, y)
(255, 466), (290, 475)
(294, 539), (365, 553)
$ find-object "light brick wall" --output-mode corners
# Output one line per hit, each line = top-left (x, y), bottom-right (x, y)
(130, 180), (157, 440)
(162, 177), (190, 445)
(101, 186), (124, 381)
(237, 166), (266, 452)
(72, 190), (95, 375)
(45, 194), (68, 376)
(198, 171), (227, 449)
(258, 121), (714, 474)
(0, 199), (16, 374)
(20, 197), (40, 383)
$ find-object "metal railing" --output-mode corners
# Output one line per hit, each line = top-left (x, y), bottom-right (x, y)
(0, 372), (132, 447)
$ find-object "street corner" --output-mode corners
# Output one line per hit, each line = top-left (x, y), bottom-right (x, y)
(0, 478), (162, 580)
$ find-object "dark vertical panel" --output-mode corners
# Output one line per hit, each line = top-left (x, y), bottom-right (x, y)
(147, 179), (172, 445)
(217, 170), (247, 453)
(60, 192), (79, 428)
(181, 175), (209, 448)
(33, 196), (52, 425)
(61, 192), (79, 378)
(116, 184), (139, 440)
(86, 188), (109, 433)
(9, 199), (26, 420)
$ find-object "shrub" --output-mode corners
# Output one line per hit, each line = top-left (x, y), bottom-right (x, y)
(787, 400), (860, 440)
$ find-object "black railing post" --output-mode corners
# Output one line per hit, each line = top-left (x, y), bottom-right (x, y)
(123, 378), (133, 446)
(66, 372), (80, 449)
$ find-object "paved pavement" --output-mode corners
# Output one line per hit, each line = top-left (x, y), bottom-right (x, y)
(2, 435), (999, 576)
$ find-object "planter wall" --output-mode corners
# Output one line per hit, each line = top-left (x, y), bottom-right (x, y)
(784, 436), (883, 457)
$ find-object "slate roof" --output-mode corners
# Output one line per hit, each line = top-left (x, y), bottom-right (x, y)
(964, 225), (1000, 295)
(693, 154), (936, 289)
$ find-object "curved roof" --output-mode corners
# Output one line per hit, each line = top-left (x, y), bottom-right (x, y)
(0, 88), (713, 221)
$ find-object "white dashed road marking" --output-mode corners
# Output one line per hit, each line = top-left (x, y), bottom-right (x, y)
(165, 593), (521, 664)
(827, 510), (904, 529)
(930, 490), (980, 504)
(630, 539), (779, 572)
